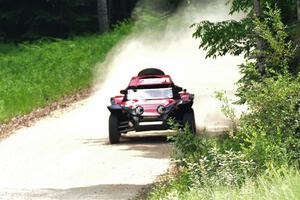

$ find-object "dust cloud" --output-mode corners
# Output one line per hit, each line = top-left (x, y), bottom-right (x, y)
(90, 0), (245, 134)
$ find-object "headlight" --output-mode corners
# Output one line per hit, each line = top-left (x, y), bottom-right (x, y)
(157, 105), (166, 114)
(135, 106), (144, 115)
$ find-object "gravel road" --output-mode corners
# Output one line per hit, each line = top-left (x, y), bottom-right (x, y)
(0, 92), (171, 200)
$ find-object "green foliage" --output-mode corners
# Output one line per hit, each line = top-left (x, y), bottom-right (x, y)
(193, 0), (299, 68)
(186, 148), (256, 187)
(149, 168), (300, 200)
(193, 2), (299, 103)
(270, 0), (298, 24)
(159, 124), (256, 193)
(168, 121), (206, 164)
(0, 22), (132, 123)
(236, 6), (297, 102)
(215, 75), (300, 170)
(148, 2), (299, 200)
(215, 91), (238, 128)
(148, 128), (255, 199)
(148, 75), (300, 199)
(229, 0), (297, 21)
(192, 0), (255, 59)
(254, 6), (296, 76)
(228, 0), (252, 14)
(289, 24), (300, 75)
(237, 76), (300, 168)
(192, 18), (254, 58)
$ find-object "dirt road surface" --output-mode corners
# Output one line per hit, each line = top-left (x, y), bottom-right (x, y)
(0, 65), (173, 199)
(0, 99), (171, 200)
(0, 1), (244, 199)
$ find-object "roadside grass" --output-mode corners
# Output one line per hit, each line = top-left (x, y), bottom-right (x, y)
(0, 8), (169, 125)
(148, 167), (300, 200)
(0, 22), (132, 123)
(201, 168), (300, 200)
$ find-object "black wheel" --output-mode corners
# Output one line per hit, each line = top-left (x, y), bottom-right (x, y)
(138, 68), (165, 76)
(182, 109), (196, 134)
(109, 114), (120, 144)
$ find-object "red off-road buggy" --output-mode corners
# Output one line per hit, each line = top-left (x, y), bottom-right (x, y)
(107, 68), (196, 144)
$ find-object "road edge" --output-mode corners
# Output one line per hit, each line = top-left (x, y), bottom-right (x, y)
(0, 88), (92, 141)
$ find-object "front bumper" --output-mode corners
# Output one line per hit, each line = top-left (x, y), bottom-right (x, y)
(134, 115), (169, 132)
(115, 111), (172, 133)
(107, 100), (193, 133)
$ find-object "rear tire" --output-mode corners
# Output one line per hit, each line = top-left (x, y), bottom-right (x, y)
(182, 109), (196, 134)
(109, 114), (120, 144)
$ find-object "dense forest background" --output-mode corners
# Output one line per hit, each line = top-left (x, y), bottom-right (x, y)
(0, 0), (138, 41)
(0, 0), (186, 42)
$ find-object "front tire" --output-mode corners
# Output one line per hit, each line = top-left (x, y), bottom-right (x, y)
(182, 109), (196, 134)
(109, 114), (120, 144)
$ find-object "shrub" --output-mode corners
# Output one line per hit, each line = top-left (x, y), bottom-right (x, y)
(236, 75), (300, 169)
(169, 125), (256, 188)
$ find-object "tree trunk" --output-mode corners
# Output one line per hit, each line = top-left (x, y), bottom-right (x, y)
(107, 0), (113, 27)
(253, 0), (265, 76)
(297, 0), (300, 22)
(97, 0), (109, 33)
(253, 0), (262, 17)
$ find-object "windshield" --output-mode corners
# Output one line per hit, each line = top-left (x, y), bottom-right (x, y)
(127, 88), (173, 100)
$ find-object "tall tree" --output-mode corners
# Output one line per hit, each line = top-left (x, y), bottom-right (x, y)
(297, 0), (300, 22)
(192, 0), (298, 74)
(192, 0), (299, 102)
(97, 0), (109, 33)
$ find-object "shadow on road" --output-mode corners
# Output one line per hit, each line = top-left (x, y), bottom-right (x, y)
(0, 184), (150, 200)
(121, 135), (168, 144)
(82, 134), (169, 146)
(82, 134), (171, 160)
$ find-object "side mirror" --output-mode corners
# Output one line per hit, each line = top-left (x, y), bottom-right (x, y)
(120, 89), (127, 95)
(175, 86), (183, 92)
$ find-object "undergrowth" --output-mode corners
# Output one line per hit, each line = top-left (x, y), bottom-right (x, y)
(147, 75), (300, 200)
(149, 167), (300, 200)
